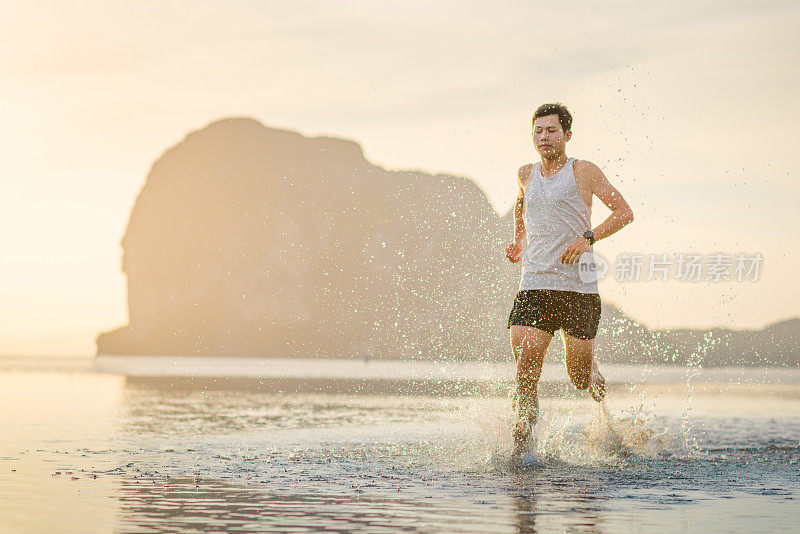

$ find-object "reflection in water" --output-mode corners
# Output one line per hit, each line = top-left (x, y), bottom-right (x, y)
(509, 470), (609, 534)
(116, 477), (517, 533)
(512, 494), (539, 534)
(114, 473), (615, 533)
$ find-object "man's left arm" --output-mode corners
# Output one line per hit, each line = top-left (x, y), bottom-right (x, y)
(584, 161), (634, 243)
(560, 161), (634, 265)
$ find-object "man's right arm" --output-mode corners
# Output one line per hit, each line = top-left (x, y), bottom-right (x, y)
(514, 164), (531, 243)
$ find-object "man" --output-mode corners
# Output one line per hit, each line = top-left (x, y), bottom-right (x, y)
(504, 103), (634, 461)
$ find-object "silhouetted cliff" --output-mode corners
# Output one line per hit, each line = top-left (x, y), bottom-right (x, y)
(96, 117), (798, 366)
(97, 118), (514, 361)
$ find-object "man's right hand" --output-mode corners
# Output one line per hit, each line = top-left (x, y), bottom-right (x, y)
(505, 240), (524, 263)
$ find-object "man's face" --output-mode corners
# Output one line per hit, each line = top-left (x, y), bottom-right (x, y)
(532, 114), (571, 159)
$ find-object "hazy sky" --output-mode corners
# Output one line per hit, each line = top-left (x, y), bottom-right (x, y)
(1, 0), (798, 356)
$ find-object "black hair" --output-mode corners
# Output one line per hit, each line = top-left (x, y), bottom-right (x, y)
(533, 103), (573, 133)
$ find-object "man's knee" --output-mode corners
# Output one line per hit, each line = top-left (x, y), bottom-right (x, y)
(516, 350), (541, 367)
(516, 367), (540, 389)
(516, 351), (544, 385)
(568, 369), (590, 390)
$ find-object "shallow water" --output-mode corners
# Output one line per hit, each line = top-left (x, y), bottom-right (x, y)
(1, 356), (798, 533)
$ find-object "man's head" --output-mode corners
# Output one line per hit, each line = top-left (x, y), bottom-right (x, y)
(532, 103), (572, 159)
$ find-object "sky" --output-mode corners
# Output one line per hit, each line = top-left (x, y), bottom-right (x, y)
(1, 0), (798, 356)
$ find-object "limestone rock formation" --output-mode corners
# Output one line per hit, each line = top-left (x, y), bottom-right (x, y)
(97, 117), (517, 360)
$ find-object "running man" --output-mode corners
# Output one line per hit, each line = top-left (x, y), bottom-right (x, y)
(504, 103), (634, 461)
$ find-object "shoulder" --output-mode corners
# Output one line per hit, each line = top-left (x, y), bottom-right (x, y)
(517, 163), (534, 192)
(573, 159), (606, 182)
(573, 159), (602, 175)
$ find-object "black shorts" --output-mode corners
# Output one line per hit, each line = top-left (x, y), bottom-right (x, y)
(507, 289), (601, 340)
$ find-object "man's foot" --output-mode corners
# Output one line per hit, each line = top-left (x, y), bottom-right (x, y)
(588, 360), (605, 402)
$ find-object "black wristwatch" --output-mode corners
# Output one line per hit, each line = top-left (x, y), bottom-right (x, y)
(583, 230), (595, 245)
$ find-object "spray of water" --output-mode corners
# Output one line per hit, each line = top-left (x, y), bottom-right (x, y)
(467, 385), (691, 472)
(679, 331), (717, 456)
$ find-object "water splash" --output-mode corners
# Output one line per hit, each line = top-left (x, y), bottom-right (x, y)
(470, 394), (692, 472)
(680, 331), (718, 456)
(583, 401), (654, 457)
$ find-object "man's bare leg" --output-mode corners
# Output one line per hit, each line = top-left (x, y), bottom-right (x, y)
(510, 326), (552, 460)
(562, 331), (605, 402)
(589, 358), (605, 402)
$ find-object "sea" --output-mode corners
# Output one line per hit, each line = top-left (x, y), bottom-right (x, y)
(0, 355), (798, 533)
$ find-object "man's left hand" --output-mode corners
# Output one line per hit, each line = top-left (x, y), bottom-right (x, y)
(560, 238), (591, 265)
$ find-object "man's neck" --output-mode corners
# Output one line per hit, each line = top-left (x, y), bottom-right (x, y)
(539, 153), (569, 177)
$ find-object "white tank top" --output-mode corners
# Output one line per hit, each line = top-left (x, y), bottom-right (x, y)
(519, 157), (599, 293)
